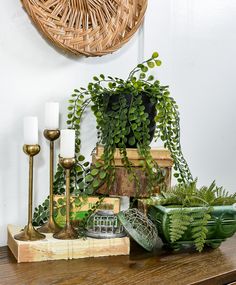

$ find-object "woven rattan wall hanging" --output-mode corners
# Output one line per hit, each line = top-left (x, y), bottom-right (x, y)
(21, 0), (148, 57)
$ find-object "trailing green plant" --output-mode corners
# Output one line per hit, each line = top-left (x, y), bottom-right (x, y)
(147, 180), (236, 251)
(33, 52), (193, 227)
(33, 196), (50, 226)
(66, 51), (192, 189)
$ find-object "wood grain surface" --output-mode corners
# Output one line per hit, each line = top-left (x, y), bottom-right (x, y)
(1, 235), (236, 285)
(94, 147), (173, 197)
(8, 225), (130, 263)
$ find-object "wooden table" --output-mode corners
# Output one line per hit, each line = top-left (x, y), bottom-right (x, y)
(1, 235), (236, 285)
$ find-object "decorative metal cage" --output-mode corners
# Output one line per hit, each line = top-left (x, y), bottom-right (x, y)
(118, 208), (158, 251)
(85, 210), (126, 239)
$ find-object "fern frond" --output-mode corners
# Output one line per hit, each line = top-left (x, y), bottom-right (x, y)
(191, 210), (211, 252)
(169, 209), (191, 242)
(212, 185), (236, 206)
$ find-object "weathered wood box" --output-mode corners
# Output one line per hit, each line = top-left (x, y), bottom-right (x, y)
(54, 196), (120, 227)
(7, 225), (130, 263)
(94, 147), (173, 197)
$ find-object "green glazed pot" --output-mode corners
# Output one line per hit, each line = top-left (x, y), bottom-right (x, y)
(148, 205), (236, 250)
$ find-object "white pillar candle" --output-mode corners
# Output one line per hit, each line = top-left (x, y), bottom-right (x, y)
(45, 102), (59, 130)
(60, 129), (75, 158)
(24, 116), (38, 145)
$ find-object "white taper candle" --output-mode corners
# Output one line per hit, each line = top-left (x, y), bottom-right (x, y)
(45, 102), (59, 130)
(24, 116), (38, 145)
(60, 129), (75, 158)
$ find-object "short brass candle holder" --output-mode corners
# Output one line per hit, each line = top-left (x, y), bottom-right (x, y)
(38, 130), (61, 234)
(53, 157), (78, 240)
(14, 145), (46, 241)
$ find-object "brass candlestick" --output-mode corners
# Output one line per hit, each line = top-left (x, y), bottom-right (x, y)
(38, 130), (61, 234)
(14, 145), (46, 241)
(53, 157), (78, 239)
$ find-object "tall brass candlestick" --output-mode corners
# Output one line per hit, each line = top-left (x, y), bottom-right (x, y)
(14, 145), (46, 241)
(38, 130), (61, 234)
(53, 157), (78, 240)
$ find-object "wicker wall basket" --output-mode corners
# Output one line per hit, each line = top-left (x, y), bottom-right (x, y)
(21, 0), (148, 57)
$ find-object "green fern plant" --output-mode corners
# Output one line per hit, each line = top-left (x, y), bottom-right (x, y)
(148, 180), (236, 207)
(148, 180), (236, 252)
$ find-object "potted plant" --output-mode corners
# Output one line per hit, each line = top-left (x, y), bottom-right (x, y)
(58, 51), (192, 190)
(33, 52), (193, 227)
(147, 180), (236, 252)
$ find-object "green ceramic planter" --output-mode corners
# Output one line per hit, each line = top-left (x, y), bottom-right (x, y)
(148, 205), (236, 250)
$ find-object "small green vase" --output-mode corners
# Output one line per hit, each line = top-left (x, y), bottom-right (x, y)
(148, 205), (236, 251)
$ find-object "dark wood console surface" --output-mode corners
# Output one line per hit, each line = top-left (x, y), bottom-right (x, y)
(1, 235), (236, 285)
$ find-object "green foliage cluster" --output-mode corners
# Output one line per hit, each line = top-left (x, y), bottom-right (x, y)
(169, 208), (211, 252)
(33, 197), (50, 226)
(33, 52), (193, 226)
(65, 51), (192, 191)
(148, 180), (236, 252)
(33, 195), (87, 226)
(151, 180), (236, 207)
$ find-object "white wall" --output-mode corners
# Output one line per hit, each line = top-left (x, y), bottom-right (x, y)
(145, 0), (236, 188)
(0, 0), (235, 246)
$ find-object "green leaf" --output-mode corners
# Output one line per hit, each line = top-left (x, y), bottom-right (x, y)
(95, 161), (103, 168)
(91, 168), (99, 176)
(155, 60), (162, 66)
(99, 171), (106, 180)
(86, 186), (95, 195)
(137, 64), (144, 69)
(93, 76), (99, 81)
(141, 66), (148, 73)
(92, 178), (100, 188)
(140, 73), (146, 79)
(78, 155), (85, 161)
(74, 197), (81, 207)
(152, 52), (159, 59)
(85, 174), (93, 183)
(58, 198), (64, 205)
(147, 61), (155, 68)
(147, 75), (154, 81)
(128, 137), (136, 146)
(108, 82), (114, 89)
(78, 181), (85, 189)
(76, 166), (83, 173)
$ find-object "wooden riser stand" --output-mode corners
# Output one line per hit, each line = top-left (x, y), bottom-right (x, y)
(8, 225), (130, 263)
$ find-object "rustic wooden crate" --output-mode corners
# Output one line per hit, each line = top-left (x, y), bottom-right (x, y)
(7, 225), (130, 263)
(54, 196), (120, 227)
(94, 147), (173, 197)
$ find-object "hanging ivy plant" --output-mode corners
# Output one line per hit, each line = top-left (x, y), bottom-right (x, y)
(33, 52), (193, 226)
